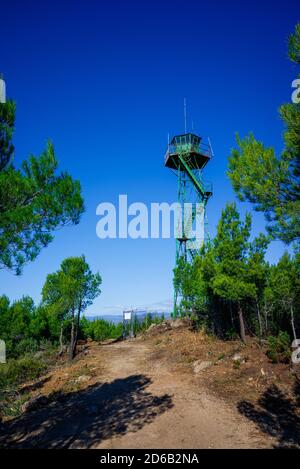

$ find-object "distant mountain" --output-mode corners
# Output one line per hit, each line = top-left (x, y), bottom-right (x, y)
(86, 314), (123, 324)
(86, 312), (171, 325)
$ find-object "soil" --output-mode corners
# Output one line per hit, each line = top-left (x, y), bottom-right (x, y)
(0, 326), (299, 449)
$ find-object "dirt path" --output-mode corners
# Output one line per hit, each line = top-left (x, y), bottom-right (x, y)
(94, 340), (265, 449)
(0, 338), (269, 448)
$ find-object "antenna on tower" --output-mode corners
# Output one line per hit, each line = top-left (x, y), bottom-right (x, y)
(184, 97), (187, 134)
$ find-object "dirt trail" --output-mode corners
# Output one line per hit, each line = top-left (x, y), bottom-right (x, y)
(94, 340), (265, 449)
(0, 338), (269, 449)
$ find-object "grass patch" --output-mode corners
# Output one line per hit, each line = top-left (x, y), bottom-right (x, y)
(0, 356), (47, 390)
(0, 345), (58, 419)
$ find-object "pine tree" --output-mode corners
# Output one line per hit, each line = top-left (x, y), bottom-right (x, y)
(0, 100), (84, 274)
(228, 24), (300, 246)
(264, 252), (299, 339)
(42, 256), (102, 359)
(210, 203), (257, 342)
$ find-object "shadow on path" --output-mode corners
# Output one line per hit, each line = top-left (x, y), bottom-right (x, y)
(237, 379), (300, 449)
(0, 374), (173, 448)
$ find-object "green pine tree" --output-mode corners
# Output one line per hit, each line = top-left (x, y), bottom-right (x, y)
(228, 24), (300, 246)
(0, 99), (84, 274)
(42, 256), (102, 359)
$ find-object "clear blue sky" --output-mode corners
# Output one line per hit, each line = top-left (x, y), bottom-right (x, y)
(0, 0), (298, 315)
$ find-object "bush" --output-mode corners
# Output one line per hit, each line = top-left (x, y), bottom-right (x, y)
(267, 331), (291, 363)
(0, 355), (47, 390)
(13, 338), (39, 357)
(225, 329), (239, 341)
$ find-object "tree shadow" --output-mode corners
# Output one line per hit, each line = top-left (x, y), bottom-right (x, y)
(0, 374), (173, 448)
(237, 379), (300, 448)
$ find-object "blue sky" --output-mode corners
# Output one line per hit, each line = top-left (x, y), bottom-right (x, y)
(0, 0), (298, 315)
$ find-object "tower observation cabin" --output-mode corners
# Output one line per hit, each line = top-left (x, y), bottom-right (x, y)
(165, 132), (213, 200)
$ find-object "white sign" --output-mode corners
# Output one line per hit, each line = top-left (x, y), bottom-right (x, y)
(124, 312), (131, 321)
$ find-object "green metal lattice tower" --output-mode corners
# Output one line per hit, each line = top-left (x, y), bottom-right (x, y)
(164, 132), (213, 311)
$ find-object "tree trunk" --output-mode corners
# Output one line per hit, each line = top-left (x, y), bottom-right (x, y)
(256, 299), (263, 338)
(58, 322), (64, 356)
(238, 303), (246, 343)
(71, 301), (82, 360)
(291, 305), (297, 341)
(229, 300), (234, 327)
(69, 307), (76, 360)
(264, 299), (268, 334)
(73, 308), (81, 357)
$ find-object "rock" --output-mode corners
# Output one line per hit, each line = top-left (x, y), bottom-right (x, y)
(232, 353), (243, 362)
(193, 360), (213, 373)
(21, 394), (48, 413)
(75, 375), (91, 383)
(146, 317), (193, 335)
(170, 318), (192, 329)
(146, 322), (172, 336)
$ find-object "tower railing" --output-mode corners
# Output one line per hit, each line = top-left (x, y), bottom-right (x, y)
(164, 140), (212, 165)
